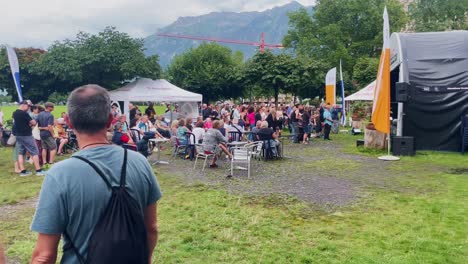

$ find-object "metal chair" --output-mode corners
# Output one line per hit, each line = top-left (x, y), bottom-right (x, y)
(228, 131), (242, 142)
(171, 136), (187, 158)
(245, 141), (263, 161)
(230, 146), (252, 178)
(186, 132), (196, 160)
(130, 128), (142, 143)
(262, 139), (276, 161)
(193, 144), (216, 172)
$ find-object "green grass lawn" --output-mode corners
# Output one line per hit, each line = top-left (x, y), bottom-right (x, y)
(0, 135), (467, 263)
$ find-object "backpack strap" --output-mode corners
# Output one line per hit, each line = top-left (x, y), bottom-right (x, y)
(64, 148), (128, 263)
(72, 156), (112, 190)
(63, 231), (86, 264)
(120, 148), (128, 187)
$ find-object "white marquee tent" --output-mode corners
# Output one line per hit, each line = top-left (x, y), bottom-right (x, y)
(345, 81), (375, 101)
(109, 78), (202, 119)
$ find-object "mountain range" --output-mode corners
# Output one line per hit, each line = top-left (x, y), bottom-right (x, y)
(144, 1), (313, 68)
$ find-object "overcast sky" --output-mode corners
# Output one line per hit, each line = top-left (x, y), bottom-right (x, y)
(1, 0), (315, 49)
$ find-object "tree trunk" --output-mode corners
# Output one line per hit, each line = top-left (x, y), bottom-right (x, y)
(364, 128), (387, 149)
(274, 86), (279, 107)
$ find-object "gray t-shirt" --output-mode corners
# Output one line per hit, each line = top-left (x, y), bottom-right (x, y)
(31, 145), (162, 264)
(203, 128), (227, 152)
(37, 111), (54, 138)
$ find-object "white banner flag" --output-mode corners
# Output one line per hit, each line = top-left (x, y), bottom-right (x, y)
(325, 67), (336, 105)
(5, 45), (23, 102)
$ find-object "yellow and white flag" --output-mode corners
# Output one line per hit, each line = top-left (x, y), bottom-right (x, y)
(325, 67), (336, 105)
(372, 7), (391, 134)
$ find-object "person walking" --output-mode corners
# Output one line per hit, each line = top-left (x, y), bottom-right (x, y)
(37, 102), (57, 166)
(30, 85), (162, 263)
(13, 101), (46, 176)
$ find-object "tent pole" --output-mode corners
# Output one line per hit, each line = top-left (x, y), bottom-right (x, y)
(387, 133), (391, 156)
(397, 104), (404, 137)
(170, 103), (173, 127)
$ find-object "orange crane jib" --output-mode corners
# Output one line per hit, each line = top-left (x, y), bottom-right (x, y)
(157, 32), (283, 52)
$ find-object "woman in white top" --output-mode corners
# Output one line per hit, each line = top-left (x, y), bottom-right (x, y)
(191, 121), (205, 144)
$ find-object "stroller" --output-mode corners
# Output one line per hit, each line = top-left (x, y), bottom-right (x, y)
(62, 128), (79, 153)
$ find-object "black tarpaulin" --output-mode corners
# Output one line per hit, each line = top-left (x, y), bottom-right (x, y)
(392, 31), (468, 151)
(404, 88), (468, 151)
(398, 31), (468, 87)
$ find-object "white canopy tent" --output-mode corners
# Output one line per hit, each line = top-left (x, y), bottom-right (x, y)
(345, 81), (375, 101)
(109, 78), (202, 120)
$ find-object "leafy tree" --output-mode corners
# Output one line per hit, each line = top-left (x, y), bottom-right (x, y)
(285, 57), (325, 100)
(0, 47), (49, 102)
(47, 92), (69, 104)
(32, 27), (161, 92)
(283, 0), (407, 92)
(1, 27), (161, 102)
(166, 42), (244, 103)
(409, 0), (468, 32)
(245, 51), (326, 105)
(245, 51), (288, 106)
(352, 57), (379, 88)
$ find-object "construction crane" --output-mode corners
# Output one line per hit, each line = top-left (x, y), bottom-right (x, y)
(157, 32), (283, 52)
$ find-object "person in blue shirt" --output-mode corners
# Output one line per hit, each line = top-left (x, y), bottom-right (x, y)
(30, 85), (161, 264)
(323, 104), (333, 140)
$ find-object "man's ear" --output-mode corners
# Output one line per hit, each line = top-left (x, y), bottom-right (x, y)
(106, 113), (113, 129)
(65, 114), (73, 129)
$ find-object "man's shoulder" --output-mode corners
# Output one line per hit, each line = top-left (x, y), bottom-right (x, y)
(13, 109), (24, 116)
(126, 147), (148, 163)
(45, 158), (86, 183)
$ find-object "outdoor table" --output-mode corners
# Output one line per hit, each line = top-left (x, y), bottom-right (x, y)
(149, 137), (170, 165)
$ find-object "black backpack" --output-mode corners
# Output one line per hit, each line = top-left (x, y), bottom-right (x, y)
(64, 149), (149, 264)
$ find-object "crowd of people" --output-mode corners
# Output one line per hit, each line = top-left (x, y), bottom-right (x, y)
(9, 101), (74, 176)
(107, 101), (340, 167)
(6, 98), (341, 174)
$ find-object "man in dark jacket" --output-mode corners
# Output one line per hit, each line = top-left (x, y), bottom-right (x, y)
(13, 101), (45, 176)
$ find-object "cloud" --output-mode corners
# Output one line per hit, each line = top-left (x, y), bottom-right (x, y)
(0, 0), (315, 48)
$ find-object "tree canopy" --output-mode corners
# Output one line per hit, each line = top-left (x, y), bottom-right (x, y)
(409, 0), (468, 32)
(244, 51), (324, 105)
(0, 27), (161, 102)
(283, 0), (407, 93)
(166, 42), (244, 103)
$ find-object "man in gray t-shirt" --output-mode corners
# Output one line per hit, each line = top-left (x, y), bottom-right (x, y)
(37, 102), (57, 164)
(30, 85), (162, 263)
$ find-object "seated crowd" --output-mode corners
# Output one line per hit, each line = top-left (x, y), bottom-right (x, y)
(105, 100), (340, 168)
(106, 103), (287, 168)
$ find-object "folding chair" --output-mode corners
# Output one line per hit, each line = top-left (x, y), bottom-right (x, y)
(193, 144), (216, 172)
(171, 136), (187, 158)
(245, 141), (263, 161)
(228, 131), (242, 142)
(230, 146), (252, 178)
(186, 132), (196, 160)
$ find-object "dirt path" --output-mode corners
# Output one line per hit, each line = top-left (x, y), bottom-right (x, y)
(155, 138), (424, 209)
(0, 198), (37, 222)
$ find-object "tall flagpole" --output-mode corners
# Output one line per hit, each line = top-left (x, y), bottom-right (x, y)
(372, 7), (399, 161)
(339, 60), (346, 126)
